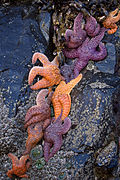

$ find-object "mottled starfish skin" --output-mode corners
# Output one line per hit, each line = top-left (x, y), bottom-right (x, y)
(24, 120), (51, 155)
(28, 52), (64, 90)
(43, 111), (71, 162)
(24, 89), (53, 128)
(7, 153), (31, 178)
(63, 27), (107, 77)
(85, 15), (100, 37)
(60, 63), (75, 83)
(65, 13), (86, 48)
(103, 8), (120, 34)
(52, 73), (82, 120)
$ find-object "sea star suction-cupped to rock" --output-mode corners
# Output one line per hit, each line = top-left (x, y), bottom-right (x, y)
(28, 52), (64, 90)
(24, 89), (53, 129)
(63, 27), (107, 77)
(103, 8), (120, 34)
(23, 120), (51, 155)
(52, 73), (82, 120)
(43, 110), (71, 162)
(64, 13), (86, 49)
(7, 153), (31, 178)
(85, 15), (100, 37)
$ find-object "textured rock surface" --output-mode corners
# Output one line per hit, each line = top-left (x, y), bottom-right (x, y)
(0, 5), (51, 117)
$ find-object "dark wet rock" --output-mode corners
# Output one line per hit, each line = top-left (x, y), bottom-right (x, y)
(96, 43), (116, 74)
(0, 5), (51, 117)
(63, 71), (120, 179)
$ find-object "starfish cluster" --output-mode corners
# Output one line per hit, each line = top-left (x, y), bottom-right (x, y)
(7, 8), (119, 178)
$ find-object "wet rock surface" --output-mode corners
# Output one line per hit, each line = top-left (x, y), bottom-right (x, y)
(0, 5), (51, 117)
(0, 1), (120, 180)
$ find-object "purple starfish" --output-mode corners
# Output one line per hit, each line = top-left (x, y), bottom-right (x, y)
(63, 27), (107, 77)
(60, 63), (75, 83)
(85, 15), (100, 37)
(43, 110), (71, 162)
(64, 13), (86, 49)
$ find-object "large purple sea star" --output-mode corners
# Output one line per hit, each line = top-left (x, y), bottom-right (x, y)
(43, 110), (71, 162)
(85, 15), (100, 37)
(64, 13), (86, 49)
(63, 27), (107, 77)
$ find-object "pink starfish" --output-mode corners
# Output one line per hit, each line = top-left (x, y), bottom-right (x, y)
(63, 27), (107, 77)
(43, 110), (71, 162)
(64, 13), (86, 48)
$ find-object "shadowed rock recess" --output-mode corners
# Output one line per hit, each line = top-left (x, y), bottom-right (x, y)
(0, 1), (120, 180)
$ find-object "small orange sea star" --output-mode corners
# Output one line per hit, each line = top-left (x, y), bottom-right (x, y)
(7, 153), (31, 178)
(52, 73), (82, 120)
(28, 52), (64, 90)
(103, 8), (120, 34)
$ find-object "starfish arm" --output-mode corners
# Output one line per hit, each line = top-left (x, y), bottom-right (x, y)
(63, 48), (79, 59)
(25, 106), (43, 123)
(32, 52), (50, 66)
(59, 95), (71, 120)
(51, 55), (59, 67)
(91, 42), (107, 61)
(89, 24), (100, 37)
(46, 91), (54, 105)
(74, 13), (83, 33)
(112, 11), (120, 23)
(8, 153), (18, 166)
(7, 169), (14, 178)
(52, 97), (62, 120)
(28, 66), (45, 85)
(48, 137), (62, 160)
(107, 24), (118, 34)
(30, 78), (51, 90)
(43, 118), (51, 130)
(36, 89), (48, 106)
(65, 29), (74, 41)
(89, 27), (106, 48)
(44, 141), (52, 162)
(74, 60), (88, 78)
(61, 117), (71, 134)
(24, 113), (48, 129)
(109, 8), (119, 17)
(63, 73), (82, 94)
(20, 174), (29, 178)
(20, 155), (31, 166)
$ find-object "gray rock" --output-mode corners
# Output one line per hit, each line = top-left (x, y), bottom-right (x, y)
(95, 43), (116, 74)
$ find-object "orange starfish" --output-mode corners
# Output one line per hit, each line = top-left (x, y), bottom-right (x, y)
(24, 120), (51, 155)
(28, 52), (64, 90)
(103, 8), (120, 34)
(52, 73), (82, 120)
(7, 153), (31, 178)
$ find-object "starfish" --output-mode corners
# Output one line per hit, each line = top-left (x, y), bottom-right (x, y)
(7, 153), (31, 178)
(85, 15), (100, 37)
(64, 13), (86, 49)
(63, 27), (107, 77)
(28, 52), (64, 90)
(43, 110), (71, 162)
(60, 62), (75, 83)
(24, 89), (53, 129)
(23, 120), (51, 155)
(103, 8), (120, 34)
(52, 73), (82, 120)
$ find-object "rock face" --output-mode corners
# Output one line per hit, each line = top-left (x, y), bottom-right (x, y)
(0, 5), (51, 117)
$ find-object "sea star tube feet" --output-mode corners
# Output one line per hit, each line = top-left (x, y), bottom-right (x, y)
(43, 110), (71, 162)
(7, 153), (31, 178)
